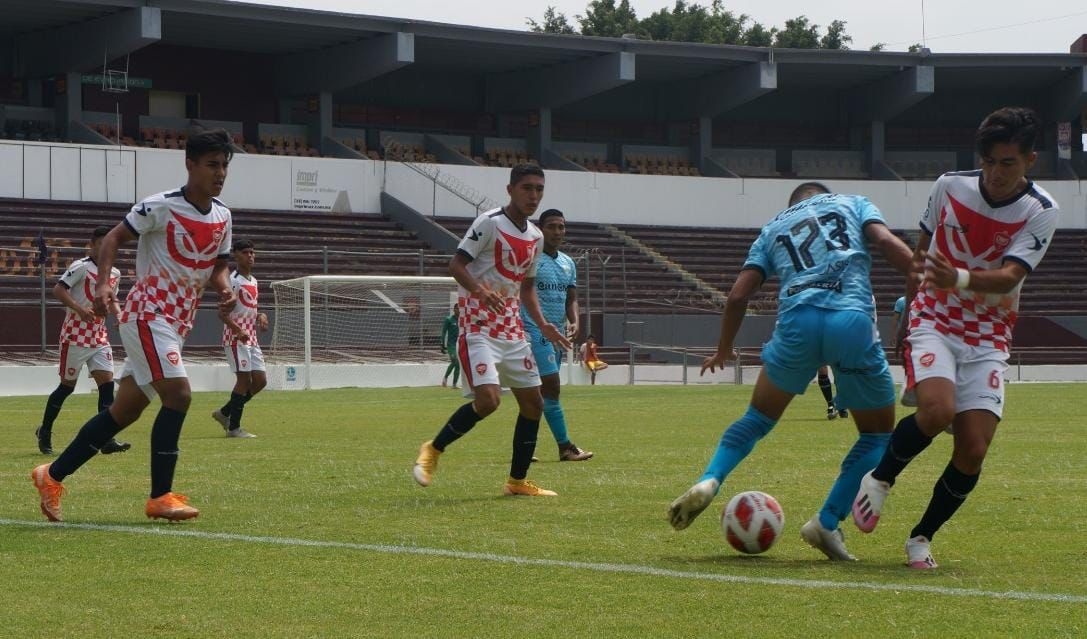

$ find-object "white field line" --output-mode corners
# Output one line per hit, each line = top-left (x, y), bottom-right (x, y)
(2, 518), (1085, 604)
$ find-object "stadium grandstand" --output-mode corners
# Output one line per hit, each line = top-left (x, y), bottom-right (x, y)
(2, 0), (1087, 387)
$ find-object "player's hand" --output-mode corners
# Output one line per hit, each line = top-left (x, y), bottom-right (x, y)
(257, 312), (269, 331)
(565, 320), (579, 341)
(922, 250), (959, 290)
(76, 305), (97, 322)
(235, 330), (250, 343)
(700, 349), (738, 376)
(218, 288), (237, 313)
(92, 282), (115, 317)
(474, 285), (505, 315)
(541, 323), (572, 350)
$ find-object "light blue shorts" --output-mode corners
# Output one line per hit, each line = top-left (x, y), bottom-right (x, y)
(760, 305), (894, 410)
(526, 326), (562, 378)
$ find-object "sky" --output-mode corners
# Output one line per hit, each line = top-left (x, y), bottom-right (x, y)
(244, 0), (1087, 53)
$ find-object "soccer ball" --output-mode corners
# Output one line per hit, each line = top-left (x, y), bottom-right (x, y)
(721, 491), (784, 554)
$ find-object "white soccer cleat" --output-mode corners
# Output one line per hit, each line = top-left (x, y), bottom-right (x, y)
(800, 515), (857, 561)
(852, 471), (891, 533)
(226, 428), (256, 438)
(905, 535), (938, 569)
(211, 410), (230, 431)
(667, 478), (720, 531)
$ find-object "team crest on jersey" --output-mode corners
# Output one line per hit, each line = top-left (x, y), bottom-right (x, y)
(241, 359), (249, 367)
(493, 230), (538, 282)
(937, 195), (1026, 268)
(167, 211), (227, 269)
(920, 352), (935, 367)
(167, 351), (181, 365)
(238, 283), (259, 309)
(475, 363), (487, 375)
(67, 367), (76, 377)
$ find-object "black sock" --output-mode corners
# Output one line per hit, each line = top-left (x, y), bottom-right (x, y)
(817, 373), (834, 405)
(228, 393), (248, 429)
(872, 414), (933, 485)
(911, 462), (980, 541)
(221, 391), (245, 417)
(40, 384), (75, 431)
(150, 407), (186, 498)
(97, 381), (115, 413)
(50, 409), (122, 481)
(509, 414), (540, 480)
(432, 403), (482, 452)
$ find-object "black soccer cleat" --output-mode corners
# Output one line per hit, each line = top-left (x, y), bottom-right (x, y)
(35, 427), (53, 455)
(100, 438), (132, 455)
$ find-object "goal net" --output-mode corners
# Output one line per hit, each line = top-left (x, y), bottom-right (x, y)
(270, 275), (457, 389)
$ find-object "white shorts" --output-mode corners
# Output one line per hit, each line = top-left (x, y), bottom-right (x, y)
(903, 322), (1009, 418)
(58, 342), (114, 381)
(457, 332), (540, 393)
(224, 342), (266, 373)
(118, 318), (187, 399)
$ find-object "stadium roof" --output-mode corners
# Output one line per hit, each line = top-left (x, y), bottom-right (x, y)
(2, 0), (1086, 123)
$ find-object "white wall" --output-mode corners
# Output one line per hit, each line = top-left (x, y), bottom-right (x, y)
(1, 140), (1084, 229)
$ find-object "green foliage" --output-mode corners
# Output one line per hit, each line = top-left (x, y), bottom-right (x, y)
(530, 2), (854, 49)
(526, 6), (576, 34)
(1, 384), (1083, 637)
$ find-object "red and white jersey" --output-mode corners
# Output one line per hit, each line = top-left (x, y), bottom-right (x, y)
(57, 257), (121, 347)
(118, 187), (232, 338)
(222, 270), (259, 346)
(911, 171), (1059, 351)
(456, 208), (542, 341)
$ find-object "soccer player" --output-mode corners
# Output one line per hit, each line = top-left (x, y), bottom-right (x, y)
(668, 182), (918, 561)
(211, 239), (267, 438)
(816, 365), (847, 420)
(35, 226), (130, 456)
(521, 208), (593, 461)
(31, 128), (237, 522)
(412, 164), (571, 497)
(853, 107), (1059, 569)
(579, 335), (607, 385)
(439, 305), (460, 388)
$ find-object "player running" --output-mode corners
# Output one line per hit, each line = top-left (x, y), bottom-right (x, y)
(412, 164), (571, 497)
(521, 208), (592, 461)
(31, 129), (236, 522)
(853, 107), (1059, 569)
(668, 182), (918, 561)
(211, 239), (267, 439)
(35, 226), (130, 456)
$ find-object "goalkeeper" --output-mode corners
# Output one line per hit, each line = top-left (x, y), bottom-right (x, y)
(440, 305), (460, 388)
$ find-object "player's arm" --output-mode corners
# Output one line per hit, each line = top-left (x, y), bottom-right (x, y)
(923, 248), (1028, 294)
(521, 276), (572, 350)
(449, 252), (506, 315)
(92, 224), (136, 316)
(217, 307), (250, 343)
(702, 268), (764, 375)
(209, 258), (236, 313)
(53, 281), (96, 322)
(564, 285), (580, 340)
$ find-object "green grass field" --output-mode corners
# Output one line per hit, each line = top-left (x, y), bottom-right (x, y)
(1, 383), (1084, 638)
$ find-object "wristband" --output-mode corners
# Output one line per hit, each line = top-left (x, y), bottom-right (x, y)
(955, 268), (971, 290)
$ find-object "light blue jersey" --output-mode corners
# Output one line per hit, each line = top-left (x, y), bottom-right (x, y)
(743, 193), (885, 317)
(522, 250), (577, 331)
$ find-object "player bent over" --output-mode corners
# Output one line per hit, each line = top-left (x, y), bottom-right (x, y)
(211, 239), (267, 438)
(668, 182), (918, 561)
(853, 107), (1058, 569)
(36, 225), (130, 456)
(412, 164), (570, 497)
(31, 129), (236, 522)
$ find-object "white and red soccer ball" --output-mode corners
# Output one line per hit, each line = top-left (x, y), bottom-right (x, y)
(721, 491), (784, 554)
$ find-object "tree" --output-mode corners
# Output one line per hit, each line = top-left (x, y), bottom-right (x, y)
(907, 43), (925, 52)
(743, 23), (775, 47)
(773, 15), (820, 49)
(819, 19), (852, 50)
(577, 0), (640, 38)
(527, 6), (576, 34)
(869, 43), (886, 51)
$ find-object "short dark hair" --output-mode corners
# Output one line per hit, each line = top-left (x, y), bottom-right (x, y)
(509, 163), (544, 186)
(538, 209), (565, 224)
(788, 181), (831, 206)
(976, 107), (1039, 156)
(91, 225), (111, 240)
(232, 239), (254, 252)
(186, 128), (234, 163)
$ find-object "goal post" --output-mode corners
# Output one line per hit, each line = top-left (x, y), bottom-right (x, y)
(270, 275), (457, 389)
